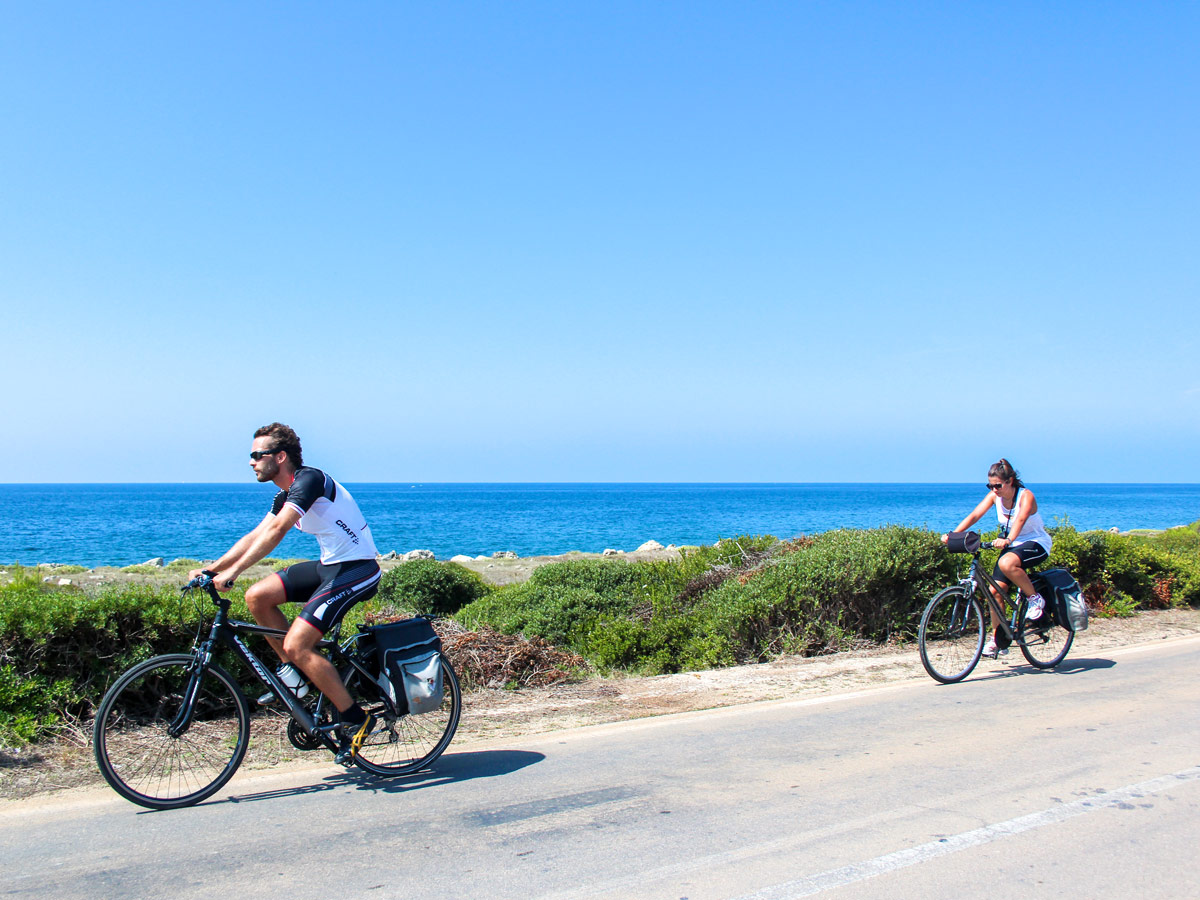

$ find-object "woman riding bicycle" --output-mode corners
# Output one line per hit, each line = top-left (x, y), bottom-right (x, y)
(943, 458), (1052, 656)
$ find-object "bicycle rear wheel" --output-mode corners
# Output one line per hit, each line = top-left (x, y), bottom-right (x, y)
(93, 653), (250, 810)
(1016, 599), (1074, 668)
(918, 586), (985, 684)
(353, 655), (461, 776)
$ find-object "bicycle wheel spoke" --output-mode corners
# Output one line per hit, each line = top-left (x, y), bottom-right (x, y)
(919, 587), (985, 683)
(353, 656), (460, 776)
(1017, 605), (1074, 668)
(94, 655), (250, 809)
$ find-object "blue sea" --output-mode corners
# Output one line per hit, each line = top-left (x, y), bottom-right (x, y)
(2, 483), (1198, 568)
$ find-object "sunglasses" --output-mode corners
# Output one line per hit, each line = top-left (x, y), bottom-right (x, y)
(986, 482), (1006, 491)
(250, 449), (280, 461)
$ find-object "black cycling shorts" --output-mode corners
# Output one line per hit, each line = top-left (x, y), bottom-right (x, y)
(992, 543), (1049, 587)
(275, 559), (381, 634)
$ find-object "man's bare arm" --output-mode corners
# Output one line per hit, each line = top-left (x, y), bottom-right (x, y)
(212, 506), (302, 590)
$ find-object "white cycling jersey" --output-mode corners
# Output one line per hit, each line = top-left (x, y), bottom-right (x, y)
(270, 467), (378, 564)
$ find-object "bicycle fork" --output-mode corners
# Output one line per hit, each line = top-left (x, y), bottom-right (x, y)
(166, 649), (211, 738)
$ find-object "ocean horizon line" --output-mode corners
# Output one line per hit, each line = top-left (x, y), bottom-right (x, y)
(4, 482), (1197, 569)
(4, 480), (1199, 487)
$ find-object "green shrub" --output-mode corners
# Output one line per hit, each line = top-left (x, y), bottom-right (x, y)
(0, 576), (223, 744)
(1048, 525), (1200, 611)
(458, 572), (642, 648)
(683, 526), (957, 665)
(456, 556), (695, 670)
(8, 521), (1199, 744)
(456, 528), (957, 675)
(375, 560), (490, 616)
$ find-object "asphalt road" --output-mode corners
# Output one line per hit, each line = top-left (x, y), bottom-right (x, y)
(3, 636), (1198, 900)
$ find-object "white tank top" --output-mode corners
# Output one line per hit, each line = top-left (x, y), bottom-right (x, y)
(997, 491), (1052, 553)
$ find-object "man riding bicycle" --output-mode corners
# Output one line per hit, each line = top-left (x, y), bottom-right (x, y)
(190, 422), (381, 764)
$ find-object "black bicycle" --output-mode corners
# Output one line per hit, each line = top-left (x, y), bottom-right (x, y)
(918, 531), (1073, 684)
(92, 574), (461, 809)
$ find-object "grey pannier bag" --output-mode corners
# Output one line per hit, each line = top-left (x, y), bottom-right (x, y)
(369, 617), (445, 715)
(1032, 568), (1089, 633)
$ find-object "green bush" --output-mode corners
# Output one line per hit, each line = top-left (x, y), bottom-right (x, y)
(457, 559), (663, 646)
(375, 559), (490, 616)
(1048, 525), (1200, 612)
(679, 526), (957, 666)
(7, 522), (1199, 744)
(457, 528), (958, 675)
(0, 573), (227, 745)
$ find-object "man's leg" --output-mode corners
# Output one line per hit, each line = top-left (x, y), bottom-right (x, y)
(283, 620), (354, 712)
(245, 573), (292, 663)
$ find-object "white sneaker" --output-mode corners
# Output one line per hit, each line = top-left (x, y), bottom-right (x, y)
(257, 663), (309, 705)
(1025, 594), (1046, 622)
(982, 638), (1008, 658)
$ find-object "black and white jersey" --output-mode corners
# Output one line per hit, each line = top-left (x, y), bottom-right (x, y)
(270, 467), (378, 564)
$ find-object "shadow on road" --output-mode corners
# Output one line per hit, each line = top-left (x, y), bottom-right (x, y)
(219, 749), (545, 806)
(961, 655), (1117, 684)
(1042, 656), (1117, 674)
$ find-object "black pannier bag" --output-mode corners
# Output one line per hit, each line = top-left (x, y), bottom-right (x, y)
(366, 618), (444, 715)
(1030, 568), (1089, 633)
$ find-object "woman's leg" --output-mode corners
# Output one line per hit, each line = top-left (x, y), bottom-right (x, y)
(998, 552), (1037, 598)
(986, 581), (1006, 630)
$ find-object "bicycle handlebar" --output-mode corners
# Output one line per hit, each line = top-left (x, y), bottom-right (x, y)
(945, 531), (982, 554)
(946, 531), (1017, 555)
(182, 573), (236, 614)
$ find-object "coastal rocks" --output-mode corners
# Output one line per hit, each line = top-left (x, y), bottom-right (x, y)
(636, 540), (665, 552)
(403, 549), (436, 561)
(602, 549), (621, 556)
(143, 558), (165, 567)
(450, 555), (474, 564)
(492, 551), (517, 559)
(379, 550), (399, 560)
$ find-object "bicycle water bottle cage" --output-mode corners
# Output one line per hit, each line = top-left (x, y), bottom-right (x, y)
(946, 531), (981, 554)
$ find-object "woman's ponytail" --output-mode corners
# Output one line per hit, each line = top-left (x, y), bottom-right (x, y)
(989, 458), (1025, 490)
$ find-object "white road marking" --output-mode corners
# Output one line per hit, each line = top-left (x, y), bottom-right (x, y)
(730, 766), (1200, 900)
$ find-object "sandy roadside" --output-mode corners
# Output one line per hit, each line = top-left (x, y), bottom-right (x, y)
(4, 606), (1198, 805)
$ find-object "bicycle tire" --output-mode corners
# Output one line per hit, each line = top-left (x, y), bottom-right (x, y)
(1016, 599), (1074, 668)
(93, 653), (250, 810)
(918, 586), (985, 684)
(353, 655), (461, 776)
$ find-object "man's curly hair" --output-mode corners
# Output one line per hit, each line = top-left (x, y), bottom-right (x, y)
(254, 422), (303, 467)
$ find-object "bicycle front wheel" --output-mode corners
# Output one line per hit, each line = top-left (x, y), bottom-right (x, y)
(354, 655), (461, 776)
(93, 653), (250, 810)
(918, 586), (985, 684)
(1017, 599), (1074, 668)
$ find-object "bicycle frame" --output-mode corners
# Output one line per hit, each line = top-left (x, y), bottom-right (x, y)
(959, 552), (1029, 642)
(178, 580), (384, 750)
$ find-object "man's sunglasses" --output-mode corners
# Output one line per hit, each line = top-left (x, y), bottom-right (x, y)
(250, 449), (280, 461)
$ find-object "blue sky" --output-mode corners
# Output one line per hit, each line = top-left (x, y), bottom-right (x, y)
(2, 2), (1197, 483)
